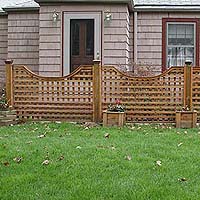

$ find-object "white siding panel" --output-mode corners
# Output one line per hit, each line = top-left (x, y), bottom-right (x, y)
(7, 11), (39, 73)
(0, 15), (7, 88)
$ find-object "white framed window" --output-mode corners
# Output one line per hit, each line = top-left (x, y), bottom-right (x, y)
(167, 22), (196, 68)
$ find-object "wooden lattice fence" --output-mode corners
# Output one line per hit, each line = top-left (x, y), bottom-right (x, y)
(5, 60), (200, 123)
(5, 60), (95, 122)
(102, 66), (185, 123)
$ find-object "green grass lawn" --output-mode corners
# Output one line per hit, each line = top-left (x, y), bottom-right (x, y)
(0, 122), (200, 200)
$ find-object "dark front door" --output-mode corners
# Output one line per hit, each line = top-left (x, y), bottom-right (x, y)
(70, 19), (94, 72)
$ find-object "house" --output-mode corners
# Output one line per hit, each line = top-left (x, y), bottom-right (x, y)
(0, 0), (200, 88)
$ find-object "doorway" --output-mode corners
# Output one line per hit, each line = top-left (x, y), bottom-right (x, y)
(70, 19), (94, 72)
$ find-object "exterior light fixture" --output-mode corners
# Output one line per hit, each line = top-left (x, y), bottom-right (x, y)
(52, 10), (59, 22)
(104, 11), (112, 22)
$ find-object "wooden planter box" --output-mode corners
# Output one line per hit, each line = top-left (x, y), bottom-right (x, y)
(0, 110), (17, 126)
(176, 111), (197, 128)
(103, 110), (125, 127)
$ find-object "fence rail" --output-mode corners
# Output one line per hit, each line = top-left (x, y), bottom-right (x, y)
(5, 60), (200, 123)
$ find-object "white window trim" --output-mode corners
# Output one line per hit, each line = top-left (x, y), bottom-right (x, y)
(166, 22), (196, 67)
(63, 12), (101, 75)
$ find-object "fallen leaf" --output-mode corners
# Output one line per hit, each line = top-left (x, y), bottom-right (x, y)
(178, 142), (183, 147)
(42, 160), (50, 165)
(125, 155), (132, 161)
(156, 160), (162, 166)
(104, 133), (110, 138)
(37, 134), (46, 138)
(76, 146), (82, 149)
(3, 161), (9, 166)
(178, 177), (187, 182)
(13, 157), (22, 163)
(59, 155), (64, 160)
(111, 146), (116, 150)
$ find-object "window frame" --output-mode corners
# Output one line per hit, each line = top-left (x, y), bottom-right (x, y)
(162, 18), (199, 72)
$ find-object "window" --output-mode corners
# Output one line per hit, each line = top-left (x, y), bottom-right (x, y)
(162, 19), (199, 71)
(71, 20), (80, 56)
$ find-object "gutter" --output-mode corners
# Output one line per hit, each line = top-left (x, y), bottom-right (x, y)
(2, 7), (39, 12)
(134, 11), (137, 64)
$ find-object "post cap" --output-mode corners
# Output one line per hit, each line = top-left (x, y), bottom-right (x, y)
(5, 59), (13, 65)
(93, 60), (101, 65)
(185, 60), (192, 66)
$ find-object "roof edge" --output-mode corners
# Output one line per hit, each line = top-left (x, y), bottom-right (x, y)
(0, 11), (7, 16)
(134, 5), (200, 12)
(35, 0), (133, 9)
(2, 7), (40, 12)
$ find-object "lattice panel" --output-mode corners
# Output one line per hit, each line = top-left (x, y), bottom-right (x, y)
(13, 65), (94, 121)
(102, 66), (184, 123)
(192, 67), (200, 122)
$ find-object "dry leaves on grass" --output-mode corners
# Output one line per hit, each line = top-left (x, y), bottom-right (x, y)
(124, 155), (132, 161)
(76, 146), (82, 149)
(13, 157), (23, 163)
(3, 161), (9, 167)
(178, 177), (187, 182)
(42, 160), (50, 165)
(37, 134), (46, 138)
(104, 133), (110, 139)
(177, 142), (183, 147)
(58, 155), (64, 161)
(156, 160), (162, 166)
(81, 122), (98, 130)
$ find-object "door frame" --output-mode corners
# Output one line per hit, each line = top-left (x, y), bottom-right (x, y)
(63, 12), (102, 75)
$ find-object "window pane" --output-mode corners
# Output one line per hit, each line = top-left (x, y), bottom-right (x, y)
(71, 20), (80, 56)
(167, 47), (194, 68)
(168, 24), (194, 45)
(86, 20), (94, 56)
(167, 23), (195, 68)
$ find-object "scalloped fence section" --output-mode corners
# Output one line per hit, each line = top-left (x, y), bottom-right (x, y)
(13, 65), (94, 121)
(102, 66), (185, 123)
(7, 61), (200, 123)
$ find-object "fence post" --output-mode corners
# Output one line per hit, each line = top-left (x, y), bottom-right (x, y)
(5, 59), (14, 107)
(93, 59), (102, 123)
(184, 61), (193, 109)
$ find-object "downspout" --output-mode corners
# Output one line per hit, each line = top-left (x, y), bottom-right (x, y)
(134, 11), (138, 65)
